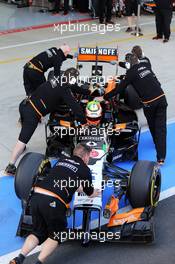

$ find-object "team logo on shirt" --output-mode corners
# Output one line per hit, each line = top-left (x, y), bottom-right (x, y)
(49, 201), (57, 208)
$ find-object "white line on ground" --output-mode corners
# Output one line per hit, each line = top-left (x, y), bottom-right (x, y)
(159, 187), (175, 201)
(0, 187), (175, 263)
(0, 20), (163, 51)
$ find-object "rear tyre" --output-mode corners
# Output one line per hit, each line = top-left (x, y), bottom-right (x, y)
(15, 152), (45, 201)
(128, 160), (161, 208)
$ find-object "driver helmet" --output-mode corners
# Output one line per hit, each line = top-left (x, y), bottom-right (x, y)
(86, 101), (102, 125)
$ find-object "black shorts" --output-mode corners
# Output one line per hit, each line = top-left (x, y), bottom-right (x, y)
(125, 0), (138, 16)
(18, 101), (40, 144)
(31, 193), (67, 244)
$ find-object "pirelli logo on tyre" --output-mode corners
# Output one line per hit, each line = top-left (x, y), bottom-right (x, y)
(78, 47), (118, 62)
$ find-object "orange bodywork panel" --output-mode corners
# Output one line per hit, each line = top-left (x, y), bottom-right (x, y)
(108, 207), (145, 227)
(77, 54), (118, 62)
(105, 195), (120, 216)
(105, 79), (116, 94)
(114, 123), (127, 130)
(60, 120), (71, 127)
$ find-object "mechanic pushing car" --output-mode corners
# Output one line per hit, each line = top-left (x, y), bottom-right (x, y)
(9, 143), (101, 264)
(23, 44), (72, 96)
(104, 53), (168, 165)
(5, 68), (90, 175)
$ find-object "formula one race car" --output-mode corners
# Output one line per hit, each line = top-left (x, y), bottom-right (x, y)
(15, 46), (161, 244)
(15, 152), (161, 244)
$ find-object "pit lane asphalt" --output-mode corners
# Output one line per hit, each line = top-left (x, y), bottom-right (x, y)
(24, 195), (175, 264)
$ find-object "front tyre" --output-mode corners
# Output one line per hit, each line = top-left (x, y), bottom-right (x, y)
(15, 152), (45, 201)
(128, 160), (161, 208)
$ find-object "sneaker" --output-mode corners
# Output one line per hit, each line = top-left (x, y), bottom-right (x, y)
(157, 159), (165, 166)
(125, 27), (133, 33)
(5, 163), (17, 176)
(152, 36), (162, 40)
(163, 39), (169, 43)
(9, 257), (22, 264)
(9, 254), (25, 264)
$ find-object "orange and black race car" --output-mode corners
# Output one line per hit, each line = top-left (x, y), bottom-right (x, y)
(15, 46), (161, 245)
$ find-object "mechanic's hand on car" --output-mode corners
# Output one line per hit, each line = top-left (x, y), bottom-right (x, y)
(66, 54), (74, 59)
(89, 189), (101, 198)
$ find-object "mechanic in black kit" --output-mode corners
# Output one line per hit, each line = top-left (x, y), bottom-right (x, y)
(153, 0), (173, 43)
(5, 68), (90, 175)
(104, 54), (168, 165)
(99, 0), (113, 24)
(23, 44), (72, 96)
(125, 0), (139, 32)
(9, 143), (100, 264)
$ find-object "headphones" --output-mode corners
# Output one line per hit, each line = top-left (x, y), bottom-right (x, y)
(125, 53), (140, 69)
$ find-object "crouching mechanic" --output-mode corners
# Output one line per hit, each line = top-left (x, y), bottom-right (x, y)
(104, 54), (168, 165)
(5, 68), (88, 175)
(9, 143), (101, 264)
(23, 44), (73, 96)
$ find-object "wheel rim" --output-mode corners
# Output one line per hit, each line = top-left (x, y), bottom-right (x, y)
(150, 170), (161, 207)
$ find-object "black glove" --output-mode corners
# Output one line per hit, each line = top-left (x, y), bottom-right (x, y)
(66, 54), (74, 59)
(118, 75), (125, 80)
(119, 61), (127, 69)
